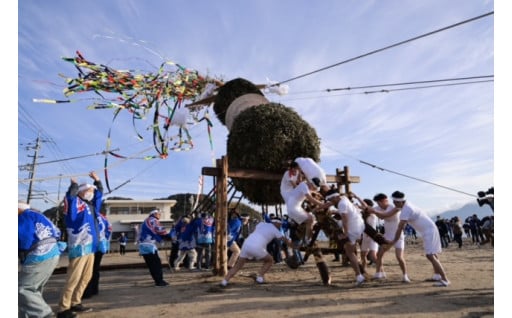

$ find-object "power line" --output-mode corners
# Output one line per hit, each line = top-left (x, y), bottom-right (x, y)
(321, 144), (477, 198)
(360, 79), (493, 95)
(275, 11), (493, 86)
(18, 148), (120, 168)
(323, 75), (493, 93)
(105, 159), (162, 195)
(18, 145), (156, 183)
(280, 78), (493, 102)
(18, 102), (76, 175)
(358, 160), (477, 198)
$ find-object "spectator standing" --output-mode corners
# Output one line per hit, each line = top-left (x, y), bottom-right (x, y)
(168, 224), (180, 268)
(174, 215), (197, 270)
(404, 224), (417, 244)
(451, 217), (464, 248)
(19, 202), (64, 318)
(57, 171), (103, 318)
(462, 221), (471, 240)
(469, 214), (482, 244)
(83, 212), (112, 298)
(479, 215), (494, 246)
(388, 191), (450, 287)
(138, 209), (171, 287)
(436, 216), (450, 248)
(194, 212), (215, 270)
(446, 218), (454, 241)
(118, 232), (128, 255)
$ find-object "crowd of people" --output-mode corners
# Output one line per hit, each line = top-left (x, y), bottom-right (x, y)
(434, 214), (494, 248)
(18, 160), (493, 317)
(19, 171), (112, 318)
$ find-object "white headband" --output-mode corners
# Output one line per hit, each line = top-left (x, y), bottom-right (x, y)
(392, 197), (406, 202)
(325, 193), (340, 200)
(18, 202), (30, 211)
(78, 183), (96, 192)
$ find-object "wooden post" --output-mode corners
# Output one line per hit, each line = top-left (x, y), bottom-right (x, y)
(335, 166), (356, 193)
(343, 165), (351, 194)
(335, 168), (343, 192)
(214, 156), (229, 276)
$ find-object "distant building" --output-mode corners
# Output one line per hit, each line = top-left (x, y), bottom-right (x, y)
(104, 199), (177, 247)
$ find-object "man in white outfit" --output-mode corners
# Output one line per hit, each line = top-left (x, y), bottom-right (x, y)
(284, 180), (324, 242)
(220, 219), (292, 286)
(325, 189), (366, 286)
(388, 191), (450, 287)
(357, 198), (379, 275)
(368, 193), (410, 283)
(280, 161), (302, 202)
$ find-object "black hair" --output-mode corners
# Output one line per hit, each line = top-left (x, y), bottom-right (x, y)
(391, 191), (405, 200)
(325, 188), (339, 197)
(363, 198), (374, 207)
(373, 193), (387, 201)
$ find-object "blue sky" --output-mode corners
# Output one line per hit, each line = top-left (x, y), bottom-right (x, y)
(16, 0), (496, 217)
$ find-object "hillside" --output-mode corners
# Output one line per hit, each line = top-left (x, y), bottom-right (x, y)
(438, 202), (493, 222)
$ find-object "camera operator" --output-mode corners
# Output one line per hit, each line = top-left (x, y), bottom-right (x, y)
(477, 187), (494, 212)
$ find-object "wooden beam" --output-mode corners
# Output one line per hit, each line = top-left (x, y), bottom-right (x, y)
(326, 175), (360, 184)
(202, 167), (282, 180)
(202, 166), (360, 184)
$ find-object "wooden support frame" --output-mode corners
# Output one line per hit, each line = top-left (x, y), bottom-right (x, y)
(205, 157), (359, 276)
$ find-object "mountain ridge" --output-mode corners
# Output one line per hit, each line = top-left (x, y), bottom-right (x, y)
(438, 202), (493, 222)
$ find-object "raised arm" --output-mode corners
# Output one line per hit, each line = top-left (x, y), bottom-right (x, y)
(305, 192), (324, 207)
(351, 192), (366, 208)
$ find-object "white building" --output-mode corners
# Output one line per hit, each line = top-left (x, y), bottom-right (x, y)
(104, 199), (177, 246)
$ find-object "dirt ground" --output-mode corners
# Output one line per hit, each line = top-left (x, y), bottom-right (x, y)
(42, 240), (494, 318)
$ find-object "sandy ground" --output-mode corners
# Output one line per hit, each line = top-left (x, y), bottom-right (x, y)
(43, 239), (494, 318)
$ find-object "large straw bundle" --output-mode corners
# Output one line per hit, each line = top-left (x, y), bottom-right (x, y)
(213, 78), (321, 205)
(213, 78), (265, 125)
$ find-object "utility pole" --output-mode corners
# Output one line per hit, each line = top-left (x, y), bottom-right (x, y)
(57, 174), (63, 201)
(24, 134), (45, 204)
(183, 194), (186, 215)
